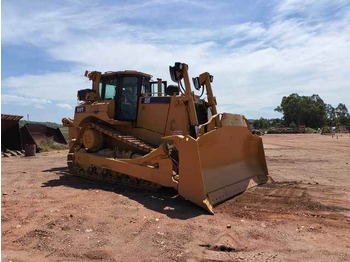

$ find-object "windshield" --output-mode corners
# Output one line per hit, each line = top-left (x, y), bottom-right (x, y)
(99, 78), (118, 100)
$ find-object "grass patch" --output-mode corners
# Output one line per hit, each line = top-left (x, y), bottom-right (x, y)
(40, 140), (67, 152)
(59, 126), (70, 141)
(305, 127), (317, 133)
(19, 120), (63, 129)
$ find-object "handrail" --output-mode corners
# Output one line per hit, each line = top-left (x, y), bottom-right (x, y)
(142, 92), (166, 97)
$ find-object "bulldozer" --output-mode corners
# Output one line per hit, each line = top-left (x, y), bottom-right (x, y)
(62, 62), (269, 213)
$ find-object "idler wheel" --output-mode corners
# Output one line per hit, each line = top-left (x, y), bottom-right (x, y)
(82, 129), (103, 152)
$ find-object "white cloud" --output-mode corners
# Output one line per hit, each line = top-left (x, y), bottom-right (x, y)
(57, 103), (73, 110)
(2, 94), (52, 109)
(2, 71), (90, 102)
(276, 0), (350, 17)
(2, 0), (350, 119)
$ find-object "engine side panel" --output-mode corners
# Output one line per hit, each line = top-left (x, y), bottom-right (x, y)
(136, 97), (171, 134)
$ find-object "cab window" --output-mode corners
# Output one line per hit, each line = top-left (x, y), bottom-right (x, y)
(150, 81), (166, 96)
(99, 79), (118, 100)
(140, 77), (151, 95)
(105, 84), (116, 99)
(99, 83), (103, 97)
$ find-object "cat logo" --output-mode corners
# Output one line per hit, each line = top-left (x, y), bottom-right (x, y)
(76, 106), (85, 113)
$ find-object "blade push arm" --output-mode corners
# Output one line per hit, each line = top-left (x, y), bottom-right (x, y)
(169, 63), (198, 126)
(198, 72), (217, 115)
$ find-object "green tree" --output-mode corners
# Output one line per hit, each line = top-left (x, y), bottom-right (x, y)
(335, 103), (350, 126)
(289, 121), (296, 128)
(335, 103), (348, 117)
(275, 93), (326, 128)
(325, 104), (336, 126)
(252, 118), (270, 129)
(269, 118), (285, 128)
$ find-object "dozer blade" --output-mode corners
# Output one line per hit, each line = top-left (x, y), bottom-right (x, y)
(167, 114), (269, 213)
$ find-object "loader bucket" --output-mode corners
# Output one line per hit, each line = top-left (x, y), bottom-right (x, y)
(168, 114), (269, 213)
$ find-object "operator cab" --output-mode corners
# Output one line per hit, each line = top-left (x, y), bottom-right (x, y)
(97, 71), (155, 122)
(81, 70), (175, 123)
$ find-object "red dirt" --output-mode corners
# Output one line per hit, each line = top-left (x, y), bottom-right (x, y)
(2, 134), (350, 261)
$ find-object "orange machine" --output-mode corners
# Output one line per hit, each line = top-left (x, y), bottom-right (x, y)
(63, 62), (269, 213)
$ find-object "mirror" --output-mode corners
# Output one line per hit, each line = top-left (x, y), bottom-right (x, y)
(192, 77), (201, 90)
(169, 66), (178, 82)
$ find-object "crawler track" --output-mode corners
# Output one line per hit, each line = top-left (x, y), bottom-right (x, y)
(67, 122), (159, 189)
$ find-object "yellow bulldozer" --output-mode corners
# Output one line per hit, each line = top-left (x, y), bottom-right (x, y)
(63, 62), (269, 213)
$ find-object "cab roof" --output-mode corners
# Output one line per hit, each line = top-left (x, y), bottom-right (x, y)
(102, 70), (152, 78)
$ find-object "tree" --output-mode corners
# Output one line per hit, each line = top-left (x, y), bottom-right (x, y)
(275, 93), (326, 128)
(252, 118), (270, 129)
(269, 118), (285, 128)
(325, 104), (336, 126)
(335, 103), (348, 117)
(338, 115), (350, 126)
(335, 103), (350, 126)
(289, 121), (297, 128)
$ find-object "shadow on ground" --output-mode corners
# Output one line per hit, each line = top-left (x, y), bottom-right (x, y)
(42, 166), (207, 220)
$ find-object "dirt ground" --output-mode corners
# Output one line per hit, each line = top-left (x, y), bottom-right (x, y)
(2, 134), (350, 262)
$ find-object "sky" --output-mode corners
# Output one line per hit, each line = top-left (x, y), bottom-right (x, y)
(2, 0), (350, 123)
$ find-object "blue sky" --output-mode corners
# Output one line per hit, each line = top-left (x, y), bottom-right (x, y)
(2, 0), (350, 123)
